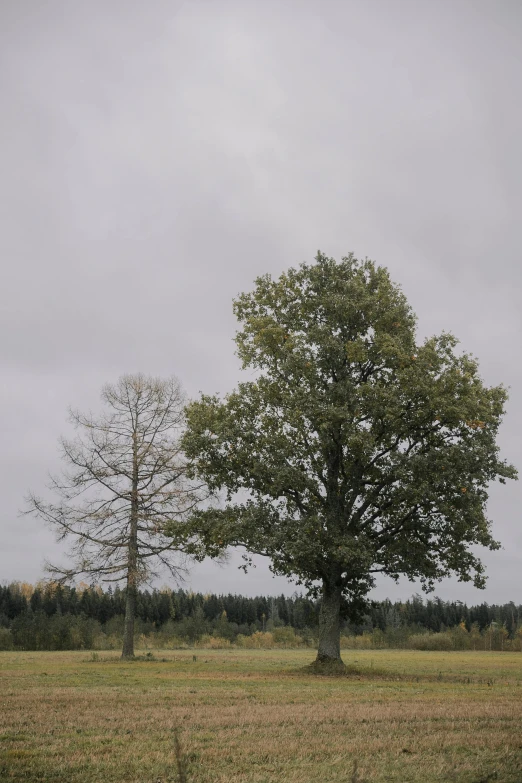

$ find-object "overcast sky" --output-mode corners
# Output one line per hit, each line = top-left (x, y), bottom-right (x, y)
(1, 0), (520, 604)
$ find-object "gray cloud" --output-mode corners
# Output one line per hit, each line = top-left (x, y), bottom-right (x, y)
(1, 0), (520, 603)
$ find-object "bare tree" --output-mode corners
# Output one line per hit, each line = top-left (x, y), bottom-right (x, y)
(25, 374), (205, 659)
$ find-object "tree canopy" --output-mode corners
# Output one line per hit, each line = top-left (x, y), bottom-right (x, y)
(176, 253), (517, 664)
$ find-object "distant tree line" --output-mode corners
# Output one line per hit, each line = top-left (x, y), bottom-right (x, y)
(0, 581), (521, 652)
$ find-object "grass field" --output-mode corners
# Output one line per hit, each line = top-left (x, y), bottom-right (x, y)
(1, 648), (521, 783)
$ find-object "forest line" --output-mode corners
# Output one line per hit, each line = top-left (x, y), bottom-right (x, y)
(1, 581), (521, 652)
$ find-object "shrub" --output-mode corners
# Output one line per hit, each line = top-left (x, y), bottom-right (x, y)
(93, 632), (120, 650)
(340, 633), (375, 649)
(236, 632), (275, 649)
(136, 633), (153, 650)
(407, 632), (453, 651)
(0, 627), (13, 650)
(272, 627), (303, 647)
(195, 635), (231, 649)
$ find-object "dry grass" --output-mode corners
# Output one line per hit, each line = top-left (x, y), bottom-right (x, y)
(1, 648), (521, 782)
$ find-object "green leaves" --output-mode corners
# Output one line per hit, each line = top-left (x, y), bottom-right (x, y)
(180, 253), (517, 603)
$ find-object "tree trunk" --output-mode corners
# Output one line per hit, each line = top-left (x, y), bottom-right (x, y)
(122, 428), (139, 660)
(122, 577), (136, 659)
(316, 579), (343, 664)
(122, 517), (138, 658)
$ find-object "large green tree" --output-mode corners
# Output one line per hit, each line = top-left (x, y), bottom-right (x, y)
(177, 254), (517, 664)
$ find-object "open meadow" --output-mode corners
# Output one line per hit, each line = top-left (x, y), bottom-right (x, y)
(1, 648), (521, 783)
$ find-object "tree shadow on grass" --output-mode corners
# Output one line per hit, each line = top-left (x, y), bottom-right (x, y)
(290, 660), (497, 685)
